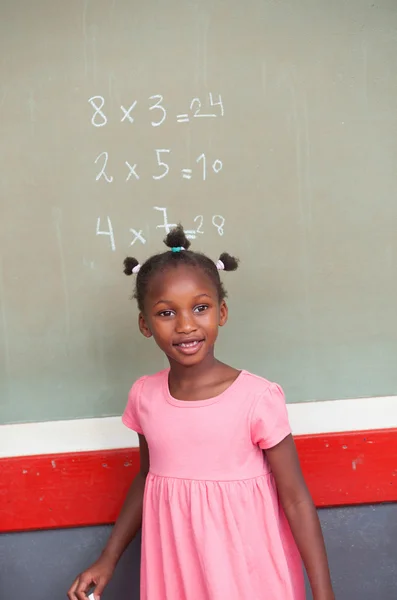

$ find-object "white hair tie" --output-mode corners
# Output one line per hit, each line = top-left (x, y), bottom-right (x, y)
(216, 259), (225, 271)
(132, 264), (141, 274)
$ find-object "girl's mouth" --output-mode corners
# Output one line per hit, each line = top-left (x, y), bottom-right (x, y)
(174, 339), (204, 355)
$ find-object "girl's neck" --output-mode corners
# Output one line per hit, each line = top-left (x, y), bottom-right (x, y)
(168, 353), (220, 388)
(167, 355), (240, 401)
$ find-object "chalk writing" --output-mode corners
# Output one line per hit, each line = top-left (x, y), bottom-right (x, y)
(95, 152), (113, 183)
(89, 91), (226, 258)
(209, 93), (224, 116)
(125, 161), (140, 181)
(149, 95), (167, 127)
(194, 215), (204, 235)
(185, 215), (205, 240)
(130, 229), (146, 246)
(89, 96), (107, 127)
(121, 101), (137, 123)
(94, 151), (222, 182)
(96, 217), (116, 251)
(196, 153), (207, 180)
(181, 168), (192, 180)
(154, 206), (176, 235)
(181, 93), (224, 123)
(153, 149), (171, 180)
(196, 154), (223, 181)
(88, 92), (224, 126)
(96, 209), (226, 252)
(212, 214), (225, 236)
(191, 98), (212, 118)
(212, 159), (223, 174)
(180, 153), (223, 181)
(155, 207), (225, 240)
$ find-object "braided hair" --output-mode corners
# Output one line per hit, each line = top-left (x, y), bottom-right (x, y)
(124, 224), (239, 312)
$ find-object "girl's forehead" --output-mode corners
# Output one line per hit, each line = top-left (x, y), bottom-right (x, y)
(148, 264), (217, 296)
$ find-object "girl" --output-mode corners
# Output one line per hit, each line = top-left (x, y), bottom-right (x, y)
(68, 225), (334, 600)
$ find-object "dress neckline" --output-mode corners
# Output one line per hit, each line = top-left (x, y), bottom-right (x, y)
(164, 368), (246, 408)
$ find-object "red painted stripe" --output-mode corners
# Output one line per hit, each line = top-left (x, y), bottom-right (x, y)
(1, 429), (396, 533)
(0, 449), (140, 533)
(297, 429), (397, 506)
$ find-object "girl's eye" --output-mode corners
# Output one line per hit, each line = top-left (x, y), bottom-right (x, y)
(194, 304), (209, 313)
(158, 310), (175, 317)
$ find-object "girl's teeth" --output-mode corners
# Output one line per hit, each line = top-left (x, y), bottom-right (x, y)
(180, 341), (198, 347)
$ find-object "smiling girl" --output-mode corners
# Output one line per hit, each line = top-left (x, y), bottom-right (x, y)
(68, 225), (334, 600)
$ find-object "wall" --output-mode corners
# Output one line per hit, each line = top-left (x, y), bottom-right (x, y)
(1, 505), (397, 600)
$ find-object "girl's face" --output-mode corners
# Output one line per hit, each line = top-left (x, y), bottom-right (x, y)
(139, 265), (228, 367)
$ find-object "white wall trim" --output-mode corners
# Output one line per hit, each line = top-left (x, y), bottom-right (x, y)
(1, 396), (396, 459)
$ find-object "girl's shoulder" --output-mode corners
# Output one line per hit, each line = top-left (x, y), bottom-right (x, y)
(242, 371), (290, 449)
(123, 370), (168, 433)
(129, 368), (168, 394)
(239, 369), (284, 396)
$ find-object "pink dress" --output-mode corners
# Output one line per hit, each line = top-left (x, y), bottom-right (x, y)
(122, 369), (305, 600)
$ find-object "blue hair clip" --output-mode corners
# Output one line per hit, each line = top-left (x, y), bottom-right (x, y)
(171, 246), (185, 253)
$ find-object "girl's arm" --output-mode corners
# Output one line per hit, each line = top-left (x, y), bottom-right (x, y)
(67, 434), (149, 600)
(100, 433), (149, 564)
(266, 435), (335, 600)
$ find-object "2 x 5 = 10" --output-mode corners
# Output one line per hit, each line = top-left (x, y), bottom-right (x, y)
(95, 151), (223, 183)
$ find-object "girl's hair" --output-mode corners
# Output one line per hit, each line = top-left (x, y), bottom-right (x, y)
(123, 224), (239, 311)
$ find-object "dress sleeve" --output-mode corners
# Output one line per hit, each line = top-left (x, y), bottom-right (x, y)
(251, 382), (291, 449)
(122, 376), (146, 434)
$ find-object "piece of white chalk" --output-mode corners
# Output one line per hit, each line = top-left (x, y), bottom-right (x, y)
(88, 594), (95, 600)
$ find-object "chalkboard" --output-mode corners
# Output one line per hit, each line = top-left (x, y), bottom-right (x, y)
(0, 0), (396, 424)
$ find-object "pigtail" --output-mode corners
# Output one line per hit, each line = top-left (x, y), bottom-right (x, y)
(164, 224), (191, 251)
(217, 252), (239, 272)
(122, 223), (239, 311)
(123, 257), (141, 275)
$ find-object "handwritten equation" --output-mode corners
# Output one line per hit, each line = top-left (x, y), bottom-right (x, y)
(87, 89), (227, 255)
(96, 207), (226, 252)
(89, 92), (224, 127)
(95, 150), (223, 183)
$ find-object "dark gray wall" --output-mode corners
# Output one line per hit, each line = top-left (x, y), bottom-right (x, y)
(1, 504), (396, 599)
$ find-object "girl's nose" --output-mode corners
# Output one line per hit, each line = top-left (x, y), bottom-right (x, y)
(175, 311), (197, 333)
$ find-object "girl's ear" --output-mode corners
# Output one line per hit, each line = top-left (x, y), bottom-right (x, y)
(219, 300), (228, 327)
(139, 313), (152, 338)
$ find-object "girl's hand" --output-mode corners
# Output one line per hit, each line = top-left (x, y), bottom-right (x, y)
(67, 437), (149, 600)
(67, 555), (116, 600)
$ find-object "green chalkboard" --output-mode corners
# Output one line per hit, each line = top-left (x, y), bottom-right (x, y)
(0, 0), (396, 424)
